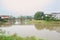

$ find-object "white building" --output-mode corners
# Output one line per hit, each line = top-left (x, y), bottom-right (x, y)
(51, 13), (60, 19)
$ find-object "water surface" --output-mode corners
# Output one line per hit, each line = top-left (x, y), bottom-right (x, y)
(0, 24), (60, 40)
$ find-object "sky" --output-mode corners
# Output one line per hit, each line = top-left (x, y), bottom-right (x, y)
(0, 0), (60, 17)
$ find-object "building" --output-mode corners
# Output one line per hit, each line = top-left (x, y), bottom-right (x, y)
(51, 13), (60, 19)
(45, 13), (60, 19)
(0, 15), (10, 19)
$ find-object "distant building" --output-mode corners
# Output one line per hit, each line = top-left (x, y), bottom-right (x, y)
(0, 15), (11, 19)
(51, 13), (60, 19)
(45, 13), (60, 19)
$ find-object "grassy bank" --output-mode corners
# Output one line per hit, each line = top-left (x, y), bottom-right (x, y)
(29, 20), (60, 23)
(29, 20), (60, 26)
(0, 34), (47, 40)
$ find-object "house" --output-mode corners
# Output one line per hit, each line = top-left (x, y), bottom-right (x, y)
(45, 13), (60, 19)
(51, 13), (60, 19)
(0, 15), (10, 19)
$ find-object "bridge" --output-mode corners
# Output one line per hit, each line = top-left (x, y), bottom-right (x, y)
(14, 18), (26, 25)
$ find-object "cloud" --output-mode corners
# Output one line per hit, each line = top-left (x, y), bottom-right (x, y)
(3, 0), (51, 10)
(1, 0), (52, 16)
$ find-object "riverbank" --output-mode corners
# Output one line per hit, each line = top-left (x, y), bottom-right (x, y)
(0, 34), (46, 40)
(29, 20), (60, 26)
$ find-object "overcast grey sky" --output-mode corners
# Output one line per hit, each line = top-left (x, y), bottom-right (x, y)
(0, 0), (60, 17)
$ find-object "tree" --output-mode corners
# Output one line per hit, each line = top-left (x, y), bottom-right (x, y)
(45, 15), (51, 21)
(34, 11), (45, 20)
(45, 14), (54, 21)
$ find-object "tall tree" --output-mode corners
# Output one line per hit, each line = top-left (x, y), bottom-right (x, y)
(34, 11), (45, 20)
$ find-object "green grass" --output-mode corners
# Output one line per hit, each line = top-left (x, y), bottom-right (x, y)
(28, 20), (60, 27)
(0, 35), (47, 40)
(0, 30), (47, 40)
(29, 20), (60, 24)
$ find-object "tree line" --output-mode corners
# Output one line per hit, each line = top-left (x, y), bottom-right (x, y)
(34, 11), (60, 21)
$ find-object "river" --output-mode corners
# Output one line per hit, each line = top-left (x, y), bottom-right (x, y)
(0, 24), (60, 40)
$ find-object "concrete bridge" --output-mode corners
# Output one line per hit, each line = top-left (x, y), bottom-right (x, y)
(14, 18), (26, 25)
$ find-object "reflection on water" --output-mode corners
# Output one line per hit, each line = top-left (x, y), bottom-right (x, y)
(0, 19), (32, 27)
(0, 24), (12, 27)
(0, 24), (60, 40)
(34, 24), (60, 33)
